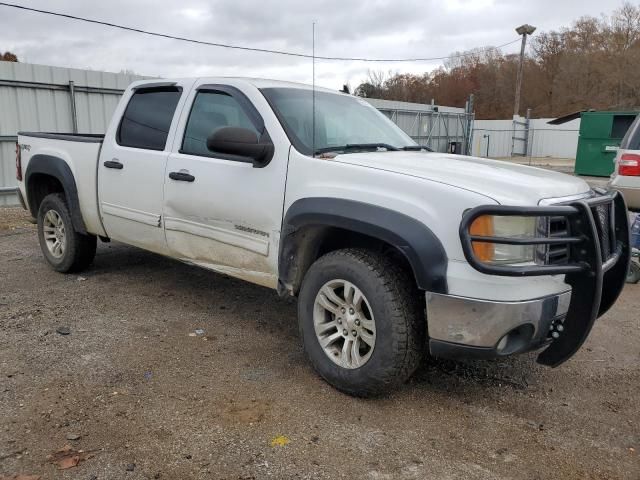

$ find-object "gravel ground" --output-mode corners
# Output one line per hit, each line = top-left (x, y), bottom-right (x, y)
(0, 206), (638, 480)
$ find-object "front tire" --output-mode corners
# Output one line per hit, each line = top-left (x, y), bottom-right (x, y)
(298, 248), (425, 396)
(37, 193), (96, 273)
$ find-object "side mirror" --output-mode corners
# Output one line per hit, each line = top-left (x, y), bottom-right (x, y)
(206, 127), (273, 167)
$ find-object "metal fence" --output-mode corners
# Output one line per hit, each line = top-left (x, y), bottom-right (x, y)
(473, 128), (580, 160)
(472, 118), (580, 159)
(365, 97), (475, 154)
(0, 61), (146, 205)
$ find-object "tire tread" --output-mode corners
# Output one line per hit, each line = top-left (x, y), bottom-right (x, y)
(37, 193), (96, 273)
(299, 247), (425, 397)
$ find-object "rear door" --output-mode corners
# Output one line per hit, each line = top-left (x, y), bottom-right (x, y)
(98, 81), (192, 253)
(163, 81), (289, 288)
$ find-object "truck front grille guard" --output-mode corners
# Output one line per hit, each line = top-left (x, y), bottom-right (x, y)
(459, 191), (630, 367)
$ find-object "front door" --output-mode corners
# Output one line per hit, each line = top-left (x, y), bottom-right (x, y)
(163, 82), (289, 288)
(98, 82), (190, 253)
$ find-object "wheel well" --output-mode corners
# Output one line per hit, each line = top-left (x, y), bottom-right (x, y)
(279, 225), (419, 297)
(26, 173), (64, 218)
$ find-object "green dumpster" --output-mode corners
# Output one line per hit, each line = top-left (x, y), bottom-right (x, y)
(575, 111), (639, 177)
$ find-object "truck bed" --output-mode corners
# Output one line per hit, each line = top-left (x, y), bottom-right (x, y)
(17, 131), (106, 237)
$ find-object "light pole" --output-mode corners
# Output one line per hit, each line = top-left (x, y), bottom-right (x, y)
(513, 24), (536, 117)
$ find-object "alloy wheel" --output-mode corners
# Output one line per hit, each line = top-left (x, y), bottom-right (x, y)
(313, 279), (376, 369)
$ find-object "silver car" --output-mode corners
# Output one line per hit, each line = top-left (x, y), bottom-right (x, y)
(610, 114), (640, 211)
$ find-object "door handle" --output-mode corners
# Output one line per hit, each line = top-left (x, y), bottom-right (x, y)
(169, 171), (195, 182)
(104, 159), (123, 169)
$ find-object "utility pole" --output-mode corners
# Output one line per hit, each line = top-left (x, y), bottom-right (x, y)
(465, 93), (474, 155)
(513, 24), (536, 117)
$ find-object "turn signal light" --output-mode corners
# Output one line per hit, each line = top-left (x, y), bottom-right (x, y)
(469, 215), (494, 262)
(467, 215), (538, 265)
(619, 153), (640, 176)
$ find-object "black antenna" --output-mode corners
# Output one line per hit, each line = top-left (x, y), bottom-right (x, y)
(312, 21), (316, 157)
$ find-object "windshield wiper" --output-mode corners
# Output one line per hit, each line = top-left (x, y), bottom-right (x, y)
(314, 143), (400, 155)
(401, 145), (433, 152)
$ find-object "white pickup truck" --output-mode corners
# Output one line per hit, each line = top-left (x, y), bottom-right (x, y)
(15, 78), (630, 396)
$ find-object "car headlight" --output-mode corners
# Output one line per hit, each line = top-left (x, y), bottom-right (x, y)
(469, 215), (540, 264)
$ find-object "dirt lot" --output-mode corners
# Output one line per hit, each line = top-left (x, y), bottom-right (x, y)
(0, 207), (638, 480)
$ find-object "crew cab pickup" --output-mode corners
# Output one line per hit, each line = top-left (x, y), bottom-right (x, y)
(15, 78), (630, 396)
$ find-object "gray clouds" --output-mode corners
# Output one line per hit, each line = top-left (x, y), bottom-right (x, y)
(0, 0), (626, 89)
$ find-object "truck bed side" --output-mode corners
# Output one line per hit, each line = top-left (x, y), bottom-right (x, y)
(17, 132), (106, 237)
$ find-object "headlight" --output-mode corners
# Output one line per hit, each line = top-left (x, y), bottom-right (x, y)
(469, 215), (540, 264)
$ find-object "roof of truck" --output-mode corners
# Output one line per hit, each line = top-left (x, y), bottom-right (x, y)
(134, 77), (339, 94)
(231, 78), (337, 93)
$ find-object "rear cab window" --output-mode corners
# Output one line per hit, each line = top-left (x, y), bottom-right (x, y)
(117, 87), (182, 150)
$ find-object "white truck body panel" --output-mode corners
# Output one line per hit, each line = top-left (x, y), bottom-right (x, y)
(331, 151), (591, 206)
(17, 137), (106, 237)
(161, 78), (293, 288)
(97, 79), (196, 255)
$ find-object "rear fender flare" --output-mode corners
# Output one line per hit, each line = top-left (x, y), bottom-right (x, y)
(25, 154), (87, 234)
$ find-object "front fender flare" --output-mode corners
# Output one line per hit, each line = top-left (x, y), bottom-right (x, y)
(278, 198), (448, 295)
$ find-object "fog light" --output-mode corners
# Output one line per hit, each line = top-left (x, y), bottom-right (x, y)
(495, 324), (534, 355)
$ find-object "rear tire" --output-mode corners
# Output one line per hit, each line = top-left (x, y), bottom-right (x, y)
(37, 193), (96, 273)
(298, 248), (425, 397)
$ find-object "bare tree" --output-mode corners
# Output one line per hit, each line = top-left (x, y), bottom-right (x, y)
(354, 3), (640, 119)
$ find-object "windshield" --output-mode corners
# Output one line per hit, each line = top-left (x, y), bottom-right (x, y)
(261, 87), (417, 155)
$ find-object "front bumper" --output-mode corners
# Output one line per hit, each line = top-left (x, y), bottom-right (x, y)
(427, 290), (571, 359)
(435, 190), (630, 366)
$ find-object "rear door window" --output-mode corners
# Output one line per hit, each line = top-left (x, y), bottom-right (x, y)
(611, 115), (636, 139)
(117, 87), (182, 150)
(620, 114), (640, 150)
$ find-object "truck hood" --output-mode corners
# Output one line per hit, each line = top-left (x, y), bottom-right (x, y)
(332, 151), (590, 205)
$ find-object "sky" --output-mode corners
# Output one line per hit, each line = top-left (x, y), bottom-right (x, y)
(0, 0), (630, 90)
